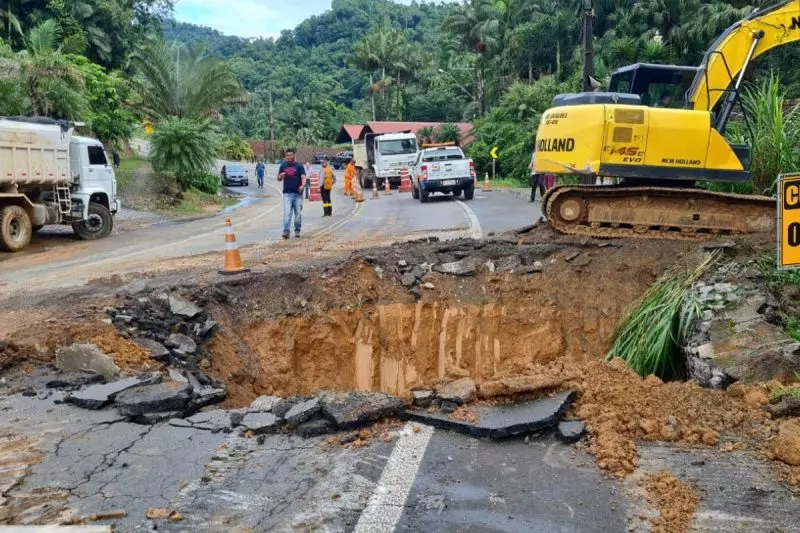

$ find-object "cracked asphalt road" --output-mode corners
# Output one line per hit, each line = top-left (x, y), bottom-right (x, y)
(3, 389), (798, 532)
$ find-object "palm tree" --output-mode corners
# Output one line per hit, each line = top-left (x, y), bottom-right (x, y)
(13, 20), (87, 119)
(418, 126), (435, 144)
(130, 41), (246, 121)
(443, 0), (500, 56)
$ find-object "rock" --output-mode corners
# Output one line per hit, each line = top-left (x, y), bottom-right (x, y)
(66, 373), (162, 410)
(146, 508), (171, 520)
(169, 369), (188, 383)
(199, 359), (211, 369)
(523, 262), (544, 274)
(484, 261), (496, 273)
(169, 295), (202, 319)
(240, 412), (281, 435)
(273, 398), (300, 419)
(773, 420), (800, 466)
(191, 386), (226, 408)
(478, 375), (575, 399)
(45, 373), (104, 390)
(572, 254), (592, 268)
(320, 391), (405, 429)
(495, 255), (522, 273)
(409, 286), (422, 299)
(373, 265), (384, 279)
(557, 420), (586, 444)
(702, 241), (736, 251)
(196, 319), (217, 338)
(401, 272), (417, 288)
(55, 344), (120, 381)
(411, 265), (425, 280)
(701, 310), (714, 321)
(249, 395), (281, 412)
(284, 397), (321, 426)
(433, 259), (477, 276)
(166, 334), (197, 355)
(437, 378), (477, 404)
(767, 395), (800, 418)
(440, 400), (458, 413)
(104, 307), (119, 317)
(398, 259), (408, 268)
(565, 251), (581, 262)
(696, 343), (715, 360)
(412, 390), (434, 408)
(21, 388), (36, 397)
(296, 418), (334, 438)
(115, 381), (193, 417)
(113, 314), (134, 325)
(421, 282), (435, 290)
(230, 410), (246, 427)
(135, 338), (171, 361)
(402, 391), (578, 439)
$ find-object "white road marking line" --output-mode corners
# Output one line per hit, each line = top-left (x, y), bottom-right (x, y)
(312, 200), (364, 240)
(355, 423), (434, 533)
(455, 199), (483, 239)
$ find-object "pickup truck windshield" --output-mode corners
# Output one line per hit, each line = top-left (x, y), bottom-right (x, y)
(378, 139), (417, 155)
(422, 148), (464, 162)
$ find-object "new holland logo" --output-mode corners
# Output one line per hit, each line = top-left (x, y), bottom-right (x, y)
(537, 138), (575, 153)
(792, 16), (800, 30)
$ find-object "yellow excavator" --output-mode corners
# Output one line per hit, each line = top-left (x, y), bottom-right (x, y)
(533, 0), (800, 240)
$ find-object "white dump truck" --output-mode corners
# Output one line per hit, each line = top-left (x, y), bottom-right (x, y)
(0, 117), (119, 252)
(353, 131), (419, 190)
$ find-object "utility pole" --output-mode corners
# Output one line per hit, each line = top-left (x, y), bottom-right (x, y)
(582, 0), (595, 93)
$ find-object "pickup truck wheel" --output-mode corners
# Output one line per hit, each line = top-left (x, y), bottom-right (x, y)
(0, 205), (32, 252)
(73, 203), (113, 241)
(420, 189), (430, 203)
(411, 184), (419, 199)
(463, 184), (475, 201)
(452, 188), (462, 198)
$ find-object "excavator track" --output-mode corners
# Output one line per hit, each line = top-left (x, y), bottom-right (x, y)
(542, 185), (776, 241)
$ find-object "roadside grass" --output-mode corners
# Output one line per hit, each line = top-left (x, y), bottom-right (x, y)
(492, 177), (528, 188)
(116, 156), (148, 193)
(769, 382), (800, 403)
(607, 253), (719, 379)
(167, 188), (238, 216)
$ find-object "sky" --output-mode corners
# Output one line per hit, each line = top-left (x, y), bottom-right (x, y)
(174, 0), (427, 40)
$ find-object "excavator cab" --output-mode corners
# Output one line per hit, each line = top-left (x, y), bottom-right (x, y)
(607, 63), (698, 109)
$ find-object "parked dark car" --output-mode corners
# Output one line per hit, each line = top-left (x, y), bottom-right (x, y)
(313, 152), (327, 165)
(221, 163), (249, 187)
(332, 151), (353, 170)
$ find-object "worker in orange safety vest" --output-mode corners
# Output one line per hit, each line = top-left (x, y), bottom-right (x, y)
(344, 158), (356, 196)
(321, 160), (336, 216)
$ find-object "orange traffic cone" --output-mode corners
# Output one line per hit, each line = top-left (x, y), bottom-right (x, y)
(355, 179), (364, 203)
(482, 172), (492, 192)
(372, 178), (380, 199)
(384, 178), (392, 195)
(398, 167), (412, 193)
(219, 218), (250, 275)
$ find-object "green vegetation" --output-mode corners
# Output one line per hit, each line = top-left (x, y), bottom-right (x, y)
(149, 118), (222, 192)
(607, 254), (718, 379)
(169, 188), (237, 216)
(769, 383), (800, 403)
(756, 252), (800, 343)
(115, 155), (147, 192)
(222, 138), (254, 161)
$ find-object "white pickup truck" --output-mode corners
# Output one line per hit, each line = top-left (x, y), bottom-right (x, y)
(410, 145), (475, 203)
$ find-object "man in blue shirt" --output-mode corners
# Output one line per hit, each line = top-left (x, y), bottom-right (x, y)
(256, 159), (265, 189)
(277, 149), (306, 239)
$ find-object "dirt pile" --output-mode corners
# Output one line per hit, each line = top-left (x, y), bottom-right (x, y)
(0, 341), (50, 374)
(642, 471), (700, 533)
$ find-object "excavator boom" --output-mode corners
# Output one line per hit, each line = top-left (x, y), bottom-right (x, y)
(688, 0), (800, 114)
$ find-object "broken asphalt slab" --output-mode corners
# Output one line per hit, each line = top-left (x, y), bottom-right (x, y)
(401, 391), (577, 439)
(320, 391), (405, 429)
(115, 380), (193, 417)
(65, 373), (162, 409)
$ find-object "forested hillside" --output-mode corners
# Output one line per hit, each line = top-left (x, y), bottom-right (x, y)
(165, 0), (799, 180)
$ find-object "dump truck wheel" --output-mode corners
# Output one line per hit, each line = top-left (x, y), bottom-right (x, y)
(73, 203), (113, 241)
(0, 205), (32, 252)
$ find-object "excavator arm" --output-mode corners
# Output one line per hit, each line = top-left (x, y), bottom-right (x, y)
(687, 0), (800, 116)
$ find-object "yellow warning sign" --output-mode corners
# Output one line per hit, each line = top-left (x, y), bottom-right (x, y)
(143, 121), (154, 135)
(778, 173), (800, 270)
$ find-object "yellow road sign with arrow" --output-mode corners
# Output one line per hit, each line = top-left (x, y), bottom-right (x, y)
(490, 146), (499, 160)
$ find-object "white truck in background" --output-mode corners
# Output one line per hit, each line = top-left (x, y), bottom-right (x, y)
(411, 144), (476, 202)
(353, 132), (419, 190)
(0, 117), (119, 252)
